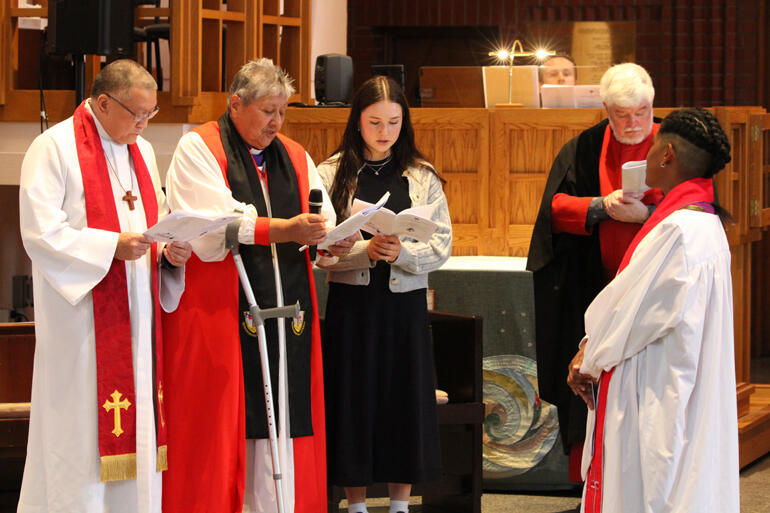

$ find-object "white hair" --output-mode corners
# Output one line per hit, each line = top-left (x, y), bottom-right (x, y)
(228, 58), (295, 108)
(599, 63), (655, 108)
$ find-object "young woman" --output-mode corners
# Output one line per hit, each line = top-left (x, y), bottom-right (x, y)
(316, 75), (452, 513)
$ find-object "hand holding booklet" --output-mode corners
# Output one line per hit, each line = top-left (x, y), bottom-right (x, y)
(621, 160), (650, 199)
(144, 210), (240, 243)
(316, 192), (391, 250)
(352, 198), (438, 242)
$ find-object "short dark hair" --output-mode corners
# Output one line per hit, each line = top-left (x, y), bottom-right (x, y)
(90, 59), (156, 100)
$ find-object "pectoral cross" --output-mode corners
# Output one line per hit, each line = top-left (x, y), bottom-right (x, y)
(103, 390), (131, 437)
(122, 191), (137, 210)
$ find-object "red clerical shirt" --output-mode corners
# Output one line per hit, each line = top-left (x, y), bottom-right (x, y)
(551, 123), (661, 279)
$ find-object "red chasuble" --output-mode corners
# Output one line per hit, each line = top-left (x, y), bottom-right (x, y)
(73, 101), (167, 481)
(551, 123), (662, 278)
(162, 124), (327, 513)
(583, 178), (716, 513)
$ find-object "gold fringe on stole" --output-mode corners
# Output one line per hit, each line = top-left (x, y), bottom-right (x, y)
(100, 453), (137, 482)
(156, 445), (168, 472)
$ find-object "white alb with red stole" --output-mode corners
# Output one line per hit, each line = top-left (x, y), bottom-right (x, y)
(17, 101), (178, 513)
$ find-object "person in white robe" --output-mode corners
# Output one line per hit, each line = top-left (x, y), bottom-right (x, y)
(17, 60), (191, 513)
(567, 108), (739, 513)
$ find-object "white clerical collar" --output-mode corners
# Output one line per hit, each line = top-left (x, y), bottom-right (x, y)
(85, 99), (122, 146)
(248, 147), (264, 155)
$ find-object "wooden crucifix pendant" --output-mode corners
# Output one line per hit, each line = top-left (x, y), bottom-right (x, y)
(122, 190), (137, 210)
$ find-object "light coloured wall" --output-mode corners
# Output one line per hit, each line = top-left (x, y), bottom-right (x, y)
(310, 0), (347, 101)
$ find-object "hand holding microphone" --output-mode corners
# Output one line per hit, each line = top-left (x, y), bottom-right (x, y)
(307, 188), (323, 260)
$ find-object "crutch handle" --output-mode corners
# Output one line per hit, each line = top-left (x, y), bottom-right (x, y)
(248, 301), (300, 327)
(225, 219), (241, 253)
(260, 301), (301, 321)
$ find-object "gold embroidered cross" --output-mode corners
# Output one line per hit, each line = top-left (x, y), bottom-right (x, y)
(157, 382), (165, 428)
(103, 390), (131, 437)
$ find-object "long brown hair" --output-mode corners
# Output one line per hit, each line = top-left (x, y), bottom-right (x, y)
(329, 75), (436, 220)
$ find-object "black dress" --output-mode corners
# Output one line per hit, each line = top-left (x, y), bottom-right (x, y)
(323, 157), (441, 487)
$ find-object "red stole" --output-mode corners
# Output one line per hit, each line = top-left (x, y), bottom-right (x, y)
(73, 101), (167, 482)
(584, 177), (716, 513)
(597, 123), (661, 278)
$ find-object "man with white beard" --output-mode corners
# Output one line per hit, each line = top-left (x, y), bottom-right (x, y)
(527, 63), (662, 485)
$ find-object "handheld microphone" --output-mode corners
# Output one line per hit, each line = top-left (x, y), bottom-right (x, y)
(308, 188), (323, 260)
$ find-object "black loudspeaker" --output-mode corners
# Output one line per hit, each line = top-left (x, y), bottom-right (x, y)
(47, 0), (135, 56)
(371, 64), (406, 92)
(315, 54), (353, 104)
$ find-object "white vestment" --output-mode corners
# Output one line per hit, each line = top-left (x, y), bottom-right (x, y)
(17, 104), (184, 513)
(165, 130), (333, 513)
(579, 209), (739, 513)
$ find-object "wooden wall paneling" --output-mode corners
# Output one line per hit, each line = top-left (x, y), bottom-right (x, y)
(224, 18), (246, 92)
(715, 107), (766, 243)
(713, 107), (767, 384)
(749, 113), (770, 227)
(300, 0), (311, 104)
(279, 24), (301, 96)
(749, 113), (770, 364)
(412, 108), (490, 256)
(752, 236), (770, 360)
(0, 90), (74, 121)
(262, 24), (278, 66)
(203, 5), (247, 94)
(170, 0), (199, 106)
(243, 0), (261, 58)
(491, 108), (604, 256)
(714, 109), (747, 246)
(0, 0), (8, 106)
(733, 241), (752, 384)
(0, 324), (35, 403)
(84, 56), (101, 97)
(282, 107), (348, 164)
(201, 17), (223, 91)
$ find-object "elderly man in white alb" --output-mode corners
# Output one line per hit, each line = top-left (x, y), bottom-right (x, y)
(18, 59), (191, 513)
(527, 63), (663, 483)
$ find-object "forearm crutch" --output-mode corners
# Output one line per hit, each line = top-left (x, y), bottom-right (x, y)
(225, 221), (299, 513)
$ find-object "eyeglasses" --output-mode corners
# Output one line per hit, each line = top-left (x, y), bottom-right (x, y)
(105, 92), (160, 123)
